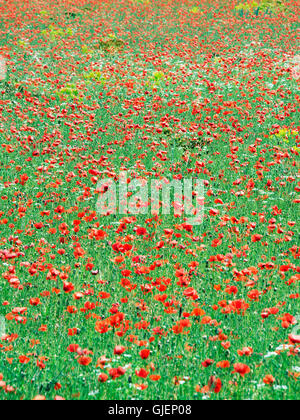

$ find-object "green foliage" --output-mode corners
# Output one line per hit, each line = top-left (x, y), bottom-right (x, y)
(55, 83), (80, 100)
(235, 0), (288, 14)
(41, 25), (74, 42)
(95, 35), (125, 53)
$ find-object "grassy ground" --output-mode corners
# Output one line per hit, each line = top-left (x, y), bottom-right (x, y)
(0, 0), (299, 400)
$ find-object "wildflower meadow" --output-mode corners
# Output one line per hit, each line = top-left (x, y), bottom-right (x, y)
(0, 0), (299, 403)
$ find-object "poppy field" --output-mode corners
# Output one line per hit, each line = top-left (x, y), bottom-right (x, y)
(0, 0), (299, 401)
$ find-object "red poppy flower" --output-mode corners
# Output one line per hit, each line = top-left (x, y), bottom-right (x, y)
(233, 363), (251, 377)
(139, 349), (150, 359)
(78, 356), (92, 366)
